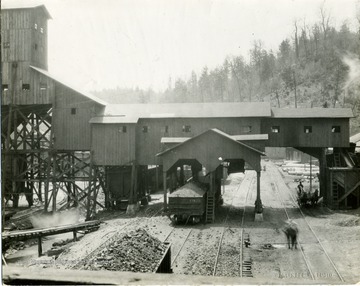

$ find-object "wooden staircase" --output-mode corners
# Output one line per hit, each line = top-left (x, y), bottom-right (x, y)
(333, 152), (341, 167)
(206, 192), (215, 223)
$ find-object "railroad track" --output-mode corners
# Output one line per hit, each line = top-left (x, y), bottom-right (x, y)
(162, 172), (256, 277)
(213, 172), (255, 277)
(269, 163), (344, 283)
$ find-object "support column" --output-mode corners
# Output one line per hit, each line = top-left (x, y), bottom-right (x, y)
(163, 171), (167, 210)
(155, 165), (159, 193)
(255, 171), (263, 221)
(180, 165), (185, 185)
(319, 148), (327, 203)
(86, 152), (94, 220)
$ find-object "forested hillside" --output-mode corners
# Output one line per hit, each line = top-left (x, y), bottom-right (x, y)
(93, 10), (360, 135)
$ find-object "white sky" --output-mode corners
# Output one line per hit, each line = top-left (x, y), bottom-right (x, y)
(4, 0), (359, 92)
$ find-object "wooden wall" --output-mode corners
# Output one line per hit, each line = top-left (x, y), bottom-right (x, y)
(92, 124), (136, 166)
(1, 7), (49, 105)
(160, 130), (261, 172)
(262, 118), (350, 147)
(136, 117), (262, 165)
(1, 65), (54, 105)
(53, 83), (104, 151)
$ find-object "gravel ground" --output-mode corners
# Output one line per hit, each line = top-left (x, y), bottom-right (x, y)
(4, 161), (360, 284)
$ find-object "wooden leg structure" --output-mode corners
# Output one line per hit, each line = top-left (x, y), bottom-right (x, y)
(1, 105), (105, 223)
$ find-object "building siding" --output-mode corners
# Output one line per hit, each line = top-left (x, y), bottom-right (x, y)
(91, 124), (136, 166)
(136, 117), (262, 165)
(262, 118), (350, 147)
(53, 83), (103, 150)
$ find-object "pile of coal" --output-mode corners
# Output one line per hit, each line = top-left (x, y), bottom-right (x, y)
(82, 228), (167, 272)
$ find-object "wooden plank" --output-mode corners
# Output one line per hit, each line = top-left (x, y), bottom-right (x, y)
(2, 221), (101, 242)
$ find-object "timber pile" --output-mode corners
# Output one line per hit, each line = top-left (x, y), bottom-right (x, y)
(81, 228), (167, 273)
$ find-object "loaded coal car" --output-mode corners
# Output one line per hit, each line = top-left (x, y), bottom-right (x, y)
(167, 181), (207, 224)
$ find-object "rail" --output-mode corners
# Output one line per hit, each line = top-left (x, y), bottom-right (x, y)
(271, 164), (344, 283)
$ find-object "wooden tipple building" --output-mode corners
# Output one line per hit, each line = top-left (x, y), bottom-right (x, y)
(2, 3), (359, 221)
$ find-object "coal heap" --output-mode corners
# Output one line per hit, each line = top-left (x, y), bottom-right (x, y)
(82, 228), (167, 273)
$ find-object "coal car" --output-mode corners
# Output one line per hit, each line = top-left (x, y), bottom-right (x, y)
(167, 181), (207, 224)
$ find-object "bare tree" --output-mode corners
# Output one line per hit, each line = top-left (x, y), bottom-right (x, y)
(319, 2), (331, 46)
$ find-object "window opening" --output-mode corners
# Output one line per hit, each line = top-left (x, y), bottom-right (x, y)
(40, 83), (47, 90)
(241, 126), (252, 133)
(271, 126), (280, 133)
(22, 84), (30, 91)
(161, 126), (169, 133)
(34, 23), (38, 30)
(119, 126), (127, 133)
(332, 126), (340, 133)
(71, 108), (77, 115)
(40, 27), (44, 34)
(304, 126), (312, 133)
(182, 125), (191, 132)
(142, 126), (148, 133)
(2, 84), (9, 91)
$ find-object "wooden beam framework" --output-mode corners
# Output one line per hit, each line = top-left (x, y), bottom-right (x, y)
(1, 105), (105, 222)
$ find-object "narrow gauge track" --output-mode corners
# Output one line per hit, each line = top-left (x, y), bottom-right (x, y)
(163, 172), (256, 277)
(268, 163), (344, 283)
(213, 172), (256, 277)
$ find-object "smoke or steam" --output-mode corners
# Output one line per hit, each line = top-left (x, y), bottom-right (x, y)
(30, 208), (81, 229)
(342, 53), (360, 91)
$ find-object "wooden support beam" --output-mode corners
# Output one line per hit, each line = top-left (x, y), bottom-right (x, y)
(255, 171), (263, 213)
(38, 237), (42, 257)
(163, 171), (167, 209)
(86, 152), (94, 220)
(337, 181), (360, 204)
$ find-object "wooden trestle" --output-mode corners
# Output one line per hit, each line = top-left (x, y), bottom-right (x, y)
(1, 105), (105, 226)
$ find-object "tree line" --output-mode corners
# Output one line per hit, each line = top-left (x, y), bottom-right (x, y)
(93, 6), (360, 134)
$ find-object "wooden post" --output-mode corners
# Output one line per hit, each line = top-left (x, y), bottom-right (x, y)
(129, 162), (135, 204)
(86, 152), (94, 221)
(155, 165), (159, 193)
(12, 108), (18, 207)
(52, 153), (58, 212)
(104, 167), (110, 208)
(2, 105), (13, 231)
(163, 171), (167, 209)
(255, 171), (263, 213)
(38, 237), (42, 257)
(73, 231), (77, 241)
(133, 165), (138, 203)
(319, 148), (327, 202)
(329, 170), (333, 207)
(36, 114), (42, 202)
(180, 165), (185, 185)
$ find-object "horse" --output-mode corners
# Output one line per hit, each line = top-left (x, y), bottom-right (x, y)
(282, 220), (298, 250)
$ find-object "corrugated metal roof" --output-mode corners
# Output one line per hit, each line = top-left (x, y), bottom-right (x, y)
(30, 66), (107, 106)
(232, 134), (269, 141)
(2, 0), (52, 19)
(271, 108), (353, 118)
(98, 102), (271, 118)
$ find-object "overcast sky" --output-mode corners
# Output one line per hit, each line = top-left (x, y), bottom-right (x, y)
(4, 0), (359, 92)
